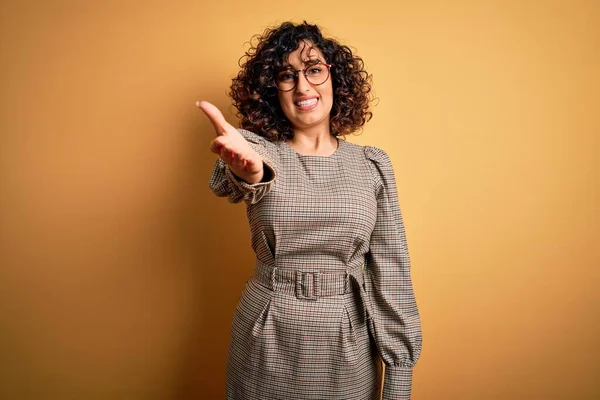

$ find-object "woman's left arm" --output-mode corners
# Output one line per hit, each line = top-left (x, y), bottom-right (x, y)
(363, 146), (423, 400)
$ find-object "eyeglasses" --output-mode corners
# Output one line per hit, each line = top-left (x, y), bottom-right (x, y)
(275, 62), (333, 92)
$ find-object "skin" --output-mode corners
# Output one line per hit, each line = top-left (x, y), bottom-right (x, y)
(197, 40), (337, 182)
(197, 101), (264, 184)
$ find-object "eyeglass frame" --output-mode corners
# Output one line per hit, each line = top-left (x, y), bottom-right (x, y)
(275, 61), (333, 92)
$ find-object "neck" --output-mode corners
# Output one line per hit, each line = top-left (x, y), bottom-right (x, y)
(287, 127), (338, 156)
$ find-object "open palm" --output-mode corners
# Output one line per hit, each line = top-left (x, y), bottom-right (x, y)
(197, 101), (264, 183)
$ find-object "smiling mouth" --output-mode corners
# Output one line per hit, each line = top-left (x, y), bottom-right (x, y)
(294, 98), (319, 110)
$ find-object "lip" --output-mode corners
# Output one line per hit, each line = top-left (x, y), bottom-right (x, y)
(294, 96), (319, 111)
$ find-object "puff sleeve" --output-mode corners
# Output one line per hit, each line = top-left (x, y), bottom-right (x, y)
(363, 146), (423, 400)
(208, 129), (278, 205)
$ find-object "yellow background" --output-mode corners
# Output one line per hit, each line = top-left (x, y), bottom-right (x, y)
(1, 0), (598, 399)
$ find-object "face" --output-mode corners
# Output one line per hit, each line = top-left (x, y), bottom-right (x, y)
(276, 40), (334, 133)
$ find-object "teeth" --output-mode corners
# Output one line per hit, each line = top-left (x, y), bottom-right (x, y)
(296, 98), (317, 107)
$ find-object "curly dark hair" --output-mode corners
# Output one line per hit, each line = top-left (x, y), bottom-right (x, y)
(229, 21), (374, 141)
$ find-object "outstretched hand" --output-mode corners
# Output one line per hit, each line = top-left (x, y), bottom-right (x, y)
(197, 101), (264, 184)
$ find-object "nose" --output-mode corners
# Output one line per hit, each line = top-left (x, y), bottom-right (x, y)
(295, 72), (312, 93)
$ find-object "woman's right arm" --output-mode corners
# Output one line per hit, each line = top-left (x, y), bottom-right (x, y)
(198, 101), (277, 204)
(197, 101), (264, 183)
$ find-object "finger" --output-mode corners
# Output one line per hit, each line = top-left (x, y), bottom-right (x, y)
(222, 148), (236, 164)
(209, 139), (224, 154)
(196, 100), (230, 136)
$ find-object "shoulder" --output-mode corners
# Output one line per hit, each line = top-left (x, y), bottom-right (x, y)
(361, 145), (398, 192)
(238, 128), (280, 157)
(339, 140), (395, 174)
(340, 141), (390, 163)
(339, 139), (391, 162)
(237, 128), (268, 144)
(363, 145), (392, 167)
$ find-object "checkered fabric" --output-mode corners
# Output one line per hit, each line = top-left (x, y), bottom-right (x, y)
(209, 129), (422, 400)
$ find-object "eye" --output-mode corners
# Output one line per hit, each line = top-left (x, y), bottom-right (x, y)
(277, 71), (296, 82)
(307, 66), (323, 76)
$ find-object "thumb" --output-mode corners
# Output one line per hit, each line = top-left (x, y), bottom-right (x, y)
(196, 100), (230, 136)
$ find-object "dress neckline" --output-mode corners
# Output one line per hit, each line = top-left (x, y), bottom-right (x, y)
(283, 137), (342, 158)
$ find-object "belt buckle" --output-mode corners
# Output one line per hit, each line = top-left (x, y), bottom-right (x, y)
(295, 271), (321, 301)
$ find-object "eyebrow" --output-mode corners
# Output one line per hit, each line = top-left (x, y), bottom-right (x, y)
(281, 58), (323, 70)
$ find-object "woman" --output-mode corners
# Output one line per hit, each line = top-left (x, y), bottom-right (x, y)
(197, 21), (422, 400)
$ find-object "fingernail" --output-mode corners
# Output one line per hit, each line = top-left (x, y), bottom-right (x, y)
(196, 101), (201, 107)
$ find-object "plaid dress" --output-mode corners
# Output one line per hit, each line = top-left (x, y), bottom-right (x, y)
(209, 129), (422, 400)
